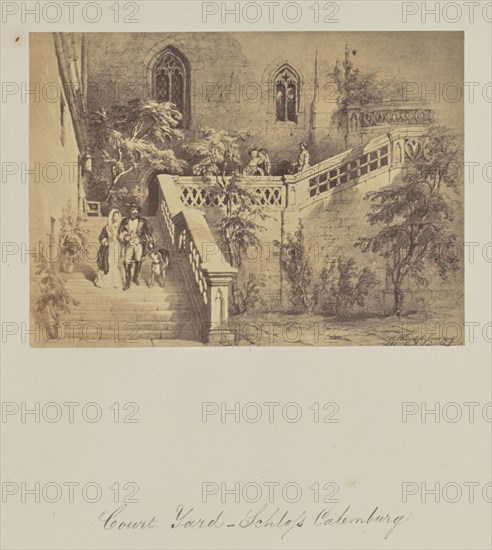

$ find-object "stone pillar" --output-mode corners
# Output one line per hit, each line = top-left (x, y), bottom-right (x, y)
(388, 134), (406, 186)
(280, 178), (303, 311)
(346, 107), (362, 147)
(284, 176), (297, 207)
(201, 265), (238, 344)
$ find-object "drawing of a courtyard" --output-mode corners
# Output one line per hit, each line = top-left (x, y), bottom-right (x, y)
(30, 32), (464, 346)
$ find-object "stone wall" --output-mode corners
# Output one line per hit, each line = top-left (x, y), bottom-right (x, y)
(30, 33), (83, 247)
(85, 31), (464, 175)
(85, 32), (342, 169)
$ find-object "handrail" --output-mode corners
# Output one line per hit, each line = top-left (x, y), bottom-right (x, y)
(156, 175), (237, 343)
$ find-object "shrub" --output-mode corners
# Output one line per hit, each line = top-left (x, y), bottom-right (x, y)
(322, 256), (379, 316)
(279, 220), (327, 315)
(234, 273), (266, 314)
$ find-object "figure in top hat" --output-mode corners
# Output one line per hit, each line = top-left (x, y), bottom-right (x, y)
(119, 203), (154, 291)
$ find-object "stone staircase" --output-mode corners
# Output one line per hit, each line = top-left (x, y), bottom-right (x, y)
(59, 216), (202, 346)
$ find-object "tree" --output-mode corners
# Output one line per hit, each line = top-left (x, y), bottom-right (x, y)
(356, 126), (462, 317)
(88, 98), (186, 207)
(331, 44), (400, 139)
(235, 273), (267, 314)
(280, 220), (327, 315)
(186, 128), (268, 312)
(322, 256), (379, 316)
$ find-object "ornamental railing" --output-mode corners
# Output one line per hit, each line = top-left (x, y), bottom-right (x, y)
(287, 127), (426, 208)
(347, 101), (433, 137)
(171, 128), (427, 214)
(156, 175), (237, 344)
(306, 143), (389, 199)
(360, 108), (433, 127)
(178, 176), (285, 209)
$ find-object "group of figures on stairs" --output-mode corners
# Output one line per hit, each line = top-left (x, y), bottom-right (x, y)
(94, 204), (169, 291)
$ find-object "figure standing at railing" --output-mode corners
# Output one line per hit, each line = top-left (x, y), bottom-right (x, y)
(297, 142), (310, 173)
(243, 148), (265, 178)
(258, 148), (272, 176)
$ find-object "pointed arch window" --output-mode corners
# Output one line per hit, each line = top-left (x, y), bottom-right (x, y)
(153, 47), (190, 128)
(274, 65), (300, 123)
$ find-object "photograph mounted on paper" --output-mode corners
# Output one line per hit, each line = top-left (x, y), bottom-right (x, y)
(29, 32), (464, 347)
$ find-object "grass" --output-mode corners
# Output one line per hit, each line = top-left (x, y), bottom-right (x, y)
(230, 307), (464, 347)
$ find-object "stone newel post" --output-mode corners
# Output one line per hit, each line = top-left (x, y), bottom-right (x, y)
(201, 263), (237, 344)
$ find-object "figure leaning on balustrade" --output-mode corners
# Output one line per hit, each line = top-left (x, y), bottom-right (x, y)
(297, 142), (310, 173)
(243, 147), (265, 179)
(258, 148), (272, 176)
(119, 203), (154, 291)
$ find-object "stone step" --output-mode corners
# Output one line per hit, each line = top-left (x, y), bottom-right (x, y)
(70, 287), (187, 307)
(56, 216), (201, 343)
(64, 274), (182, 285)
(63, 265), (181, 280)
(65, 271), (180, 281)
(66, 285), (183, 295)
(64, 297), (189, 315)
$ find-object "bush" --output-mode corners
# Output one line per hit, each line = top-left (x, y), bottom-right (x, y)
(58, 201), (89, 267)
(234, 273), (266, 315)
(279, 220), (327, 315)
(321, 256), (379, 316)
(35, 253), (79, 339)
(85, 176), (109, 203)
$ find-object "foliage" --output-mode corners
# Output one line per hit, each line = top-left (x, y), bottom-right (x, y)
(235, 273), (267, 314)
(186, 128), (269, 310)
(356, 126), (462, 317)
(88, 98), (186, 206)
(58, 201), (89, 261)
(331, 44), (400, 132)
(187, 129), (272, 312)
(84, 175), (108, 203)
(280, 220), (327, 315)
(321, 256), (379, 316)
(186, 128), (247, 183)
(110, 184), (145, 213)
(35, 252), (79, 325)
(216, 203), (268, 269)
(188, 130), (265, 250)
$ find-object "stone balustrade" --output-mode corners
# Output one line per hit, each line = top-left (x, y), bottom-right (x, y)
(178, 176), (286, 209)
(347, 101), (433, 139)
(157, 175), (237, 343)
(172, 128), (427, 213)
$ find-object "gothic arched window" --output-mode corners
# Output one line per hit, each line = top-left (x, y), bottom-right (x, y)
(154, 47), (190, 128)
(274, 65), (300, 123)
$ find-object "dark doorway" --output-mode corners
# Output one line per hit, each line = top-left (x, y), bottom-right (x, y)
(146, 176), (159, 216)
